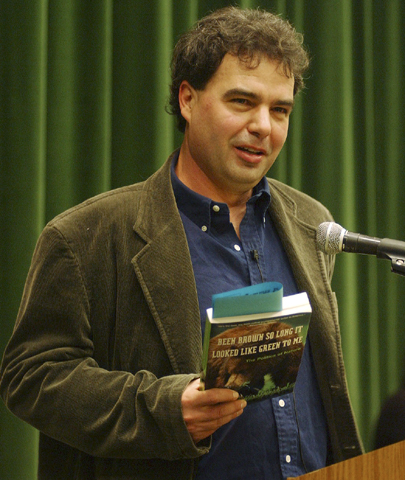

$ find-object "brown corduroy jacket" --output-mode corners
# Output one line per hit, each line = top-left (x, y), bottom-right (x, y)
(0, 152), (363, 479)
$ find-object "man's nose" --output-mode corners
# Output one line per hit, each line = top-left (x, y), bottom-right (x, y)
(247, 107), (271, 138)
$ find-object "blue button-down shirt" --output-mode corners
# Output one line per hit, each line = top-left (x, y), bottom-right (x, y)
(171, 157), (329, 480)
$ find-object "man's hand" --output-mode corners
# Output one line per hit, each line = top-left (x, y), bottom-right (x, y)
(181, 378), (247, 443)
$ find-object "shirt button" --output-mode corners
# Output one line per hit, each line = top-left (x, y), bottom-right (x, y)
(233, 244), (241, 251)
(279, 399), (285, 407)
(201, 225), (208, 232)
(285, 455), (291, 463)
(212, 205), (220, 212)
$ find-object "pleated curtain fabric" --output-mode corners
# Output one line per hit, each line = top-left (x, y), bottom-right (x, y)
(1, 1), (405, 477)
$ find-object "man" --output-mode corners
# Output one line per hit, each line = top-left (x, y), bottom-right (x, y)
(0, 6), (362, 480)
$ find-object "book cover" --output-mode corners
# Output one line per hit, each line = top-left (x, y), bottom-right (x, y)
(201, 288), (311, 402)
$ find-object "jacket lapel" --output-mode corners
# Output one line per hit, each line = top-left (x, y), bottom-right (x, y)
(269, 182), (321, 294)
(268, 178), (334, 302)
(268, 178), (342, 388)
(131, 156), (203, 374)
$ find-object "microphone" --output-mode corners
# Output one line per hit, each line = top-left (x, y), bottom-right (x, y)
(316, 222), (405, 276)
(316, 222), (381, 255)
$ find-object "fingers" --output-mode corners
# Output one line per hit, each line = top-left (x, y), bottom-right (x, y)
(181, 379), (247, 443)
(193, 395), (246, 438)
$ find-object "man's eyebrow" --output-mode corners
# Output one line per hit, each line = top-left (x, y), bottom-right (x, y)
(275, 99), (295, 110)
(222, 88), (295, 108)
(222, 88), (260, 101)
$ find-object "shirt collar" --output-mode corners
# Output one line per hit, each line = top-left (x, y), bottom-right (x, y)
(171, 153), (271, 229)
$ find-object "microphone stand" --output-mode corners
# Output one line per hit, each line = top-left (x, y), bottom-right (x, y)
(377, 239), (405, 276)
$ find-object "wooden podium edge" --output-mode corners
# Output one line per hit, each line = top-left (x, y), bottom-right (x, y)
(288, 440), (405, 480)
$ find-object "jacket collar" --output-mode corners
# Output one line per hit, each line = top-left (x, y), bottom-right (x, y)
(131, 152), (203, 373)
(267, 178), (334, 303)
(268, 178), (341, 392)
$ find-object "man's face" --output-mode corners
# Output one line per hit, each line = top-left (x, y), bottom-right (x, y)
(178, 53), (295, 200)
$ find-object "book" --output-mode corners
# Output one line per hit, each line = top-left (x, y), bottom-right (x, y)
(201, 284), (312, 402)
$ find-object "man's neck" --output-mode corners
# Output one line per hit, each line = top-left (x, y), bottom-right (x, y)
(175, 149), (252, 238)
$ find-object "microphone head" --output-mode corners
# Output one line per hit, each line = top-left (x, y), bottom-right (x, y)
(317, 222), (346, 254)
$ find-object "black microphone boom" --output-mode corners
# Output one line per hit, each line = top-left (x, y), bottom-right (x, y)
(316, 222), (405, 277)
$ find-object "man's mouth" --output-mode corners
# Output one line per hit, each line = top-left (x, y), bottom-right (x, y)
(236, 146), (265, 155)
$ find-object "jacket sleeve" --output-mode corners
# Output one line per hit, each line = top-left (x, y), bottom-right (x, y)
(0, 224), (207, 461)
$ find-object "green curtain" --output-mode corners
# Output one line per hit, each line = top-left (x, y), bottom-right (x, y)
(1, 0), (405, 477)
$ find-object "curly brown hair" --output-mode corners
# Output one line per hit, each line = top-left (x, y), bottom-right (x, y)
(168, 6), (310, 132)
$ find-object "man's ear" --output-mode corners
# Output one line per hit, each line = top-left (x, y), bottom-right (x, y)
(178, 81), (196, 124)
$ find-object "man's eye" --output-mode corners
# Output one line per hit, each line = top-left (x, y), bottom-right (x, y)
(232, 98), (250, 105)
(274, 107), (290, 115)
